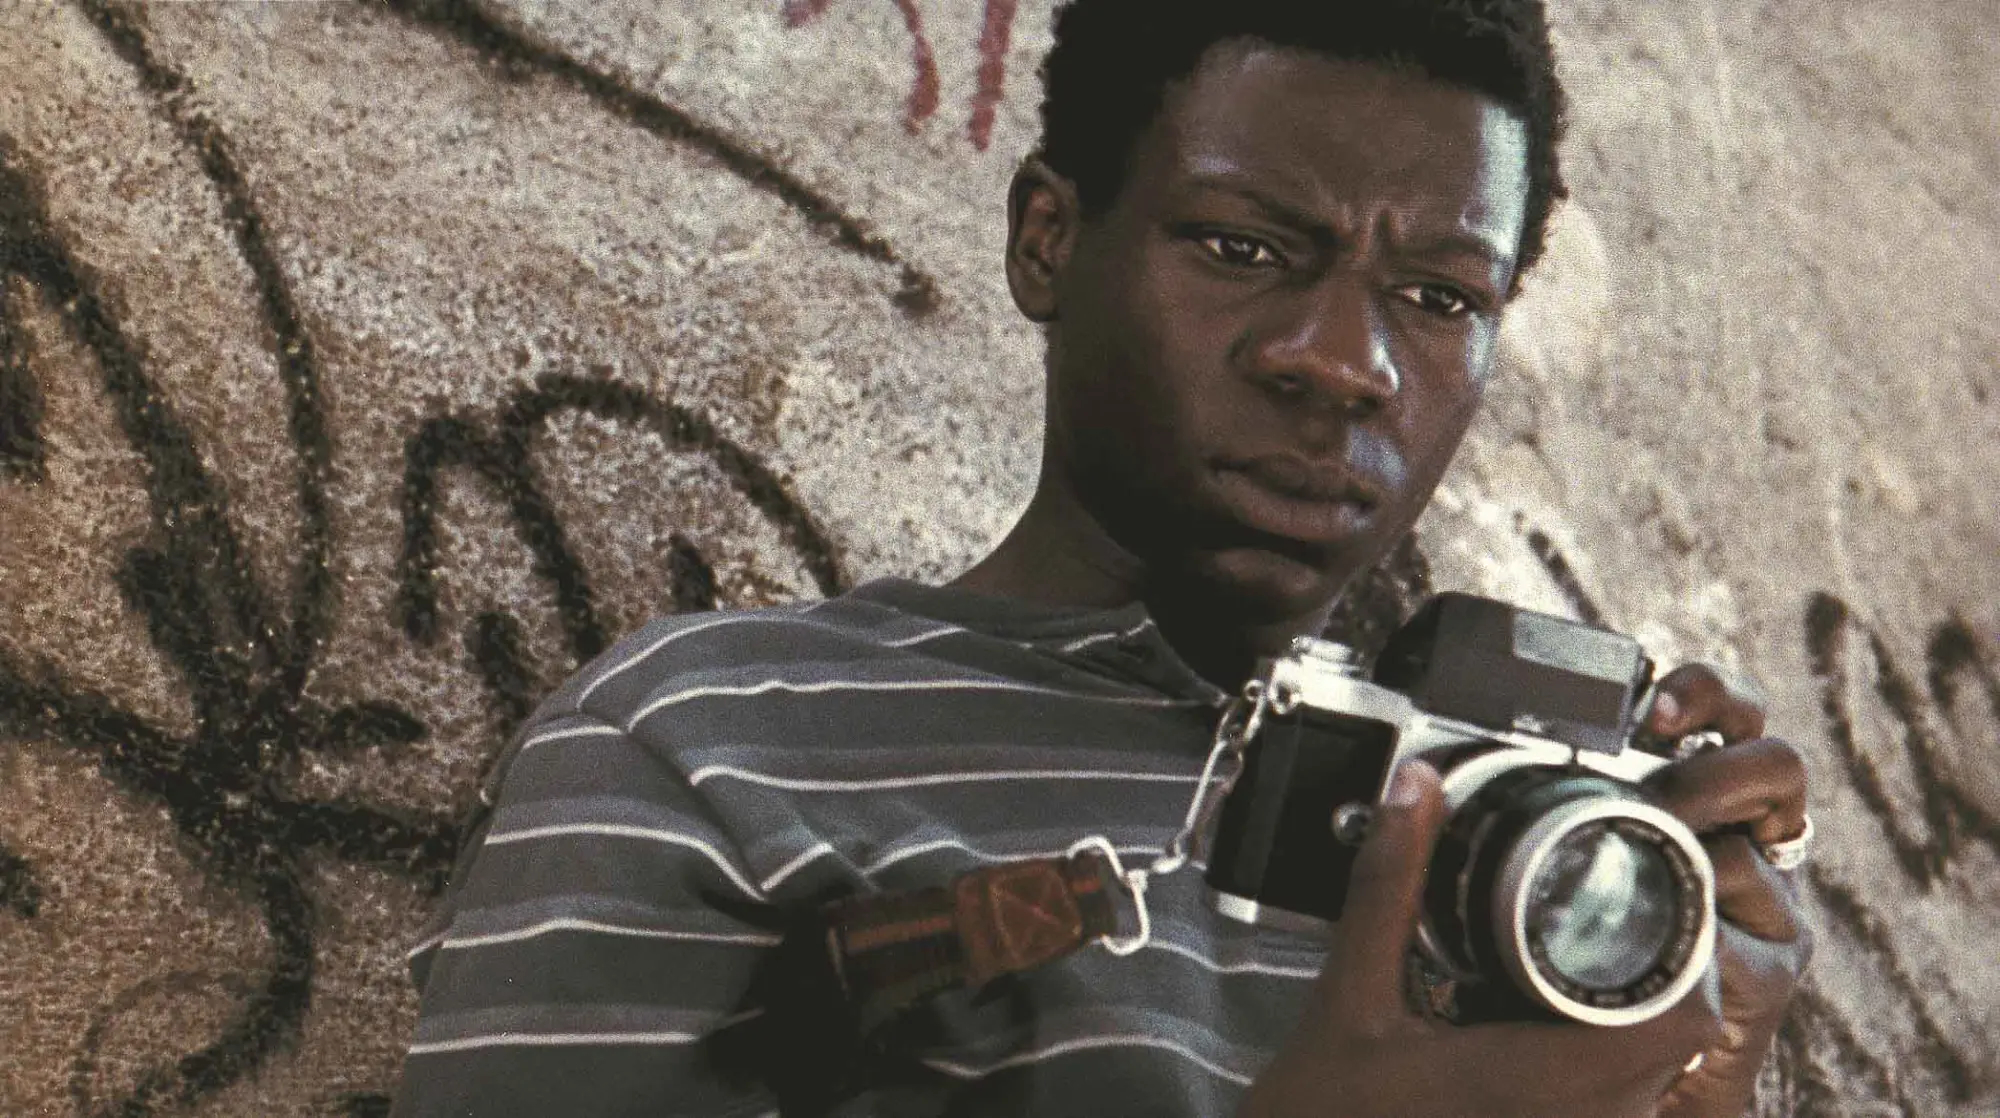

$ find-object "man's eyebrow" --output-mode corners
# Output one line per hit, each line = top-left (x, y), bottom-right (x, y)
(1396, 230), (1516, 274)
(1179, 174), (1515, 273)
(1179, 174), (1334, 237)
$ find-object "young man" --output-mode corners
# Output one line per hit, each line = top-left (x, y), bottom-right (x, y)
(393, 2), (1812, 1115)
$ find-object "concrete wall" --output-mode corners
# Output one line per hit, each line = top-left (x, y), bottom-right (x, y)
(0, 1), (1994, 1114)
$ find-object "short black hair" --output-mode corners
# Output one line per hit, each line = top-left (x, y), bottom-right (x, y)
(1037, 0), (1569, 285)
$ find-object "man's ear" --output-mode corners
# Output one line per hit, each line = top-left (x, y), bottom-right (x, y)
(1005, 158), (1083, 323)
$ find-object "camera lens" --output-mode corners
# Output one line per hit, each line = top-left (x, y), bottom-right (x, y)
(1498, 798), (1714, 1026)
(1525, 821), (1679, 992)
(1422, 767), (1716, 1027)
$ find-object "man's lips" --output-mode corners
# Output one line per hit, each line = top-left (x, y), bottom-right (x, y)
(1216, 454), (1382, 504)
(1209, 456), (1382, 543)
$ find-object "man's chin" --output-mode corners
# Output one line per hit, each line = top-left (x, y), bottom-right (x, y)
(1172, 544), (1346, 624)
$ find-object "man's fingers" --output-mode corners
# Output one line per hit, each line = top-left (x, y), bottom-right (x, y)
(1474, 986), (1722, 1098)
(1322, 760), (1445, 1031)
(1648, 663), (1766, 742)
(1705, 834), (1803, 943)
(1609, 963), (1726, 1079)
(1646, 738), (1809, 842)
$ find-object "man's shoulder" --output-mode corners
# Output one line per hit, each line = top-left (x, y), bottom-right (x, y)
(546, 591), (978, 727)
(484, 596), (945, 788)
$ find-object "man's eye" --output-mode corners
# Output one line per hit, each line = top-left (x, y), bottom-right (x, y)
(1396, 283), (1474, 318)
(1198, 233), (1282, 269)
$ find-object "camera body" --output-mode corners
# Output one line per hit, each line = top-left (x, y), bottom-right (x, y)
(1204, 593), (1716, 1027)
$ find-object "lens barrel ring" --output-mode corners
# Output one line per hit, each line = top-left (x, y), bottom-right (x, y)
(1493, 795), (1717, 1027)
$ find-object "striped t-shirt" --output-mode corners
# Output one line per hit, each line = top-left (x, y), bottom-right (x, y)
(393, 579), (1335, 1117)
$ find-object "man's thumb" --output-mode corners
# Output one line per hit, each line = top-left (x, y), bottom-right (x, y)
(1321, 759), (1447, 1022)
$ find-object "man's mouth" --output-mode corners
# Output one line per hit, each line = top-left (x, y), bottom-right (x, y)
(1209, 455), (1381, 544)
(1225, 454), (1382, 504)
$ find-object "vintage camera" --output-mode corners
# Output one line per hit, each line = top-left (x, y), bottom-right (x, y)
(1204, 593), (1716, 1027)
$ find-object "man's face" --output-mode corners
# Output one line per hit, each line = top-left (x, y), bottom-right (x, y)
(1016, 41), (1530, 622)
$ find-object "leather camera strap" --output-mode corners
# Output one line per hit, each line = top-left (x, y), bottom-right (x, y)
(812, 849), (1122, 1035)
(793, 699), (1263, 1046)
(761, 704), (1256, 1111)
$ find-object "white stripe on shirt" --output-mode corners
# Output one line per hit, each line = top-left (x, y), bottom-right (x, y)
(1059, 618), (1157, 654)
(625, 676), (1195, 732)
(881, 623), (970, 648)
(862, 837), (1162, 877)
(758, 840), (838, 893)
(439, 916), (782, 952)
(573, 605), (824, 709)
(517, 721), (625, 755)
(921, 1032), (1253, 1087)
(1145, 939), (1319, 981)
(687, 764), (1200, 793)
(406, 931), (446, 962)
(408, 1009), (766, 1057)
(407, 1030), (702, 1056)
(482, 823), (764, 900)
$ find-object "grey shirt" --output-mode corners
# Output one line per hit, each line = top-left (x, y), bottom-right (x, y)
(394, 579), (1329, 1117)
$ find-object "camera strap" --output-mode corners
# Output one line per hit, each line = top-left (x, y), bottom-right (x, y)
(777, 687), (1265, 1093)
(814, 847), (1123, 1037)
(756, 847), (1133, 1115)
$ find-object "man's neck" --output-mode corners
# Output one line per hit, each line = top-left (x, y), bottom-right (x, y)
(950, 483), (1338, 689)
(951, 482), (1142, 611)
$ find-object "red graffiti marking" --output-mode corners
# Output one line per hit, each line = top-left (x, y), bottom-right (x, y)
(785, 0), (1023, 149)
(967, 0), (1020, 150)
(786, 0), (941, 136)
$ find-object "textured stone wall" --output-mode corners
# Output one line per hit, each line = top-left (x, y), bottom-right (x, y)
(0, 2), (1994, 1115)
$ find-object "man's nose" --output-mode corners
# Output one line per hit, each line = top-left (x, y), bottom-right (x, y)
(1243, 280), (1400, 417)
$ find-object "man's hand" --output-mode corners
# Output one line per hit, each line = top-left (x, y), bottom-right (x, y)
(1238, 762), (1728, 1118)
(1641, 664), (1815, 1118)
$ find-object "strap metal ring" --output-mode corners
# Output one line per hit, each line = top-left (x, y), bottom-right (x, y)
(1065, 835), (1153, 956)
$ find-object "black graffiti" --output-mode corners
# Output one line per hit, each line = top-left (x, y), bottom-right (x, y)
(0, 279), (45, 481)
(667, 533), (722, 615)
(1785, 592), (1999, 1108)
(0, 842), (42, 919)
(379, 0), (938, 315)
(1803, 866), (1979, 1104)
(1927, 618), (2000, 747)
(1805, 593), (2000, 887)
(78, 0), (340, 681)
(467, 611), (540, 741)
(1771, 984), (1902, 1116)
(65, 970), (260, 1118)
(0, 118), (455, 1117)
(397, 413), (606, 660)
(395, 373), (848, 664)
(0, 7), (862, 1112)
(1522, 522), (1609, 628)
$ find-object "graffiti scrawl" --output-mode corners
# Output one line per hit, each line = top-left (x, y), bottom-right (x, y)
(783, 0), (1023, 151)
(0, 2), (856, 1112)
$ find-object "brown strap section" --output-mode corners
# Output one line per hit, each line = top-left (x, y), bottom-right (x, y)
(819, 852), (1122, 1033)
(954, 854), (1114, 985)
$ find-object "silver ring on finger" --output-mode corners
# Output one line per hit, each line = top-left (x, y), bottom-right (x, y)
(1758, 814), (1814, 872)
(1672, 729), (1727, 761)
